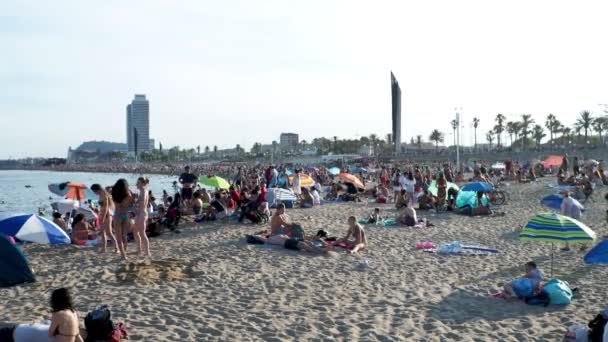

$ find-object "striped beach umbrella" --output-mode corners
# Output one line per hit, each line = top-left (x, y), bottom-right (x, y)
(0, 214), (71, 244)
(519, 212), (596, 275)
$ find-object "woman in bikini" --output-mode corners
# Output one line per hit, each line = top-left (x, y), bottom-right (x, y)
(111, 179), (131, 260)
(134, 177), (151, 257)
(48, 288), (83, 342)
(91, 184), (118, 254)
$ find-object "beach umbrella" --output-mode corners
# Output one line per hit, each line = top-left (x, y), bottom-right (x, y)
(427, 180), (459, 197)
(583, 239), (608, 264)
(542, 155), (563, 169)
(541, 194), (584, 211)
(350, 166), (368, 174)
(51, 199), (79, 215)
(519, 212), (596, 275)
(338, 173), (364, 190)
(328, 167), (340, 175)
(0, 214), (70, 244)
(48, 182), (97, 200)
(461, 182), (493, 192)
(288, 174), (316, 187)
(199, 175), (230, 189)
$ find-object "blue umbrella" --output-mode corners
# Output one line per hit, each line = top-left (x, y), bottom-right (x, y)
(328, 167), (340, 175)
(461, 182), (493, 192)
(584, 239), (608, 264)
(541, 194), (583, 211)
(0, 214), (70, 244)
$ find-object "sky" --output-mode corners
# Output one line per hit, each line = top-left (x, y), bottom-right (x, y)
(1, 0), (608, 158)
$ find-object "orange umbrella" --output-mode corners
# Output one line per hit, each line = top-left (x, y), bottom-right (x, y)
(338, 173), (364, 189)
(49, 182), (92, 200)
(288, 174), (316, 187)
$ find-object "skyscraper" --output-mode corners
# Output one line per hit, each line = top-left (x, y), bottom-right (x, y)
(126, 94), (151, 153)
(391, 72), (402, 153)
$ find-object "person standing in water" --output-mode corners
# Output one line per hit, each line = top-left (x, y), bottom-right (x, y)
(134, 177), (151, 257)
(91, 184), (118, 254)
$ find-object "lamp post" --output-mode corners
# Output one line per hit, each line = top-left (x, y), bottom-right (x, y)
(454, 107), (462, 172)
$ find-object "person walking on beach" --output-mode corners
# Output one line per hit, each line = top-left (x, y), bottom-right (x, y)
(91, 184), (118, 254)
(560, 190), (583, 251)
(292, 169), (302, 199)
(134, 177), (151, 257)
(111, 179), (131, 260)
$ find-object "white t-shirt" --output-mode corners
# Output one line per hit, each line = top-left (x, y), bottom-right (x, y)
(403, 178), (416, 193)
(311, 190), (321, 205)
(398, 175), (407, 189)
(14, 323), (53, 342)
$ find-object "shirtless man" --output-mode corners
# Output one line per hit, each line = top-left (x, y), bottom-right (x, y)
(340, 216), (367, 254)
(270, 203), (294, 236)
(179, 166), (197, 207)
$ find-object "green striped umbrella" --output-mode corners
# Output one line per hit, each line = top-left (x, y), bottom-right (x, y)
(199, 175), (230, 189)
(427, 180), (459, 197)
(519, 212), (596, 275)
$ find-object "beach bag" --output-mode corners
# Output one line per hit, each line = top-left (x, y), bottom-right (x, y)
(588, 313), (608, 342)
(85, 305), (115, 342)
(543, 278), (572, 305)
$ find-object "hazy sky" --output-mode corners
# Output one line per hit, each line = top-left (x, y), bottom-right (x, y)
(2, 0), (607, 158)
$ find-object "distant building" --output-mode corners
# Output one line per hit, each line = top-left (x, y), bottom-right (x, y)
(126, 94), (151, 153)
(280, 133), (299, 150)
(358, 144), (373, 157)
(391, 72), (402, 154)
(75, 141), (127, 153)
(149, 139), (155, 150)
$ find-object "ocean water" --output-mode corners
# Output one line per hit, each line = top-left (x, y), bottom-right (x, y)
(0, 170), (181, 218)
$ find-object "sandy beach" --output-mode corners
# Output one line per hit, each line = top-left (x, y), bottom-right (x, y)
(1, 178), (606, 341)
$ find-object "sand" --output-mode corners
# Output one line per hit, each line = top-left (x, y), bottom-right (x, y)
(1, 179), (607, 341)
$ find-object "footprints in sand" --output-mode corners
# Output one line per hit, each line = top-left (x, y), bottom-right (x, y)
(112, 258), (197, 284)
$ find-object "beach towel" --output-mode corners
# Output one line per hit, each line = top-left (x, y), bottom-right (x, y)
(437, 241), (499, 256)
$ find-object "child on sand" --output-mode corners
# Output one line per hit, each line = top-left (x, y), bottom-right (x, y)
(502, 261), (543, 299)
(340, 216), (367, 254)
(367, 208), (382, 224)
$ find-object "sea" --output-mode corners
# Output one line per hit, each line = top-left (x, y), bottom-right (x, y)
(0, 170), (181, 218)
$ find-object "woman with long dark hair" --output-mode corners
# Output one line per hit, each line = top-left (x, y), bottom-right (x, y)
(91, 183), (118, 254)
(111, 179), (131, 260)
(48, 288), (82, 342)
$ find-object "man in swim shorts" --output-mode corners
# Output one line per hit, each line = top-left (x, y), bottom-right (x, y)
(179, 166), (197, 206)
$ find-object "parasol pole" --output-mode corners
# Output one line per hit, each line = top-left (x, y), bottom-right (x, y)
(551, 242), (554, 278)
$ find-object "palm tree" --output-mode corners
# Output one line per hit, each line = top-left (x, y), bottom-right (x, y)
(577, 110), (593, 145)
(494, 114), (505, 147)
(472, 117), (480, 150)
(333, 136), (338, 153)
(519, 114), (534, 150)
(486, 130), (494, 150)
(204, 146), (210, 154)
(197, 145), (201, 155)
(416, 135), (422, 149)
(594, 117), (608, 145)
(562, 127), (571, 143)
(369, 134), (379, 156)
(545, 114), (557, 146)
(532, 124), (546, 148)
(506, 121), (516, 146)
(213, 145), (218, 157)
(429, 129), (444, 152)
(450, 119), (457, 146)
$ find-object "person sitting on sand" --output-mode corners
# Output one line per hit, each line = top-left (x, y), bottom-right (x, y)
(300, 187), (314, 208)
(502, 261), (543, 300)
(399, 201), (418, 226)
(263, 234), (332, 254)
(209, 192), (227, 219)
(49, 288), (83, 342)
(471, 191), (492, 216)
(270, 203), (294, 236)
(191, 191), (203, 216)
(367, 208), (382, 224)
(52, 212), (68, 232)
(71, 213), (94, 243)
(339, 216), (367, 254)
(418, 190), (435, 210)
(395, 189), (408, 209)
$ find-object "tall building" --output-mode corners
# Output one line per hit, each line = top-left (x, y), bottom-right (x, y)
(280, 133), (299, 150)
(126, 94), (151, 153)
(391, 72), (402, 154)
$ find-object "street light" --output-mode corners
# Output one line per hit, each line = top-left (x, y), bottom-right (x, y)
(454, 107), (463, 171)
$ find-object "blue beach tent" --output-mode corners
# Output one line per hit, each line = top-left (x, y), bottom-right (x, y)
(584, 239), (608, 264)
(0, 234), (35, 287)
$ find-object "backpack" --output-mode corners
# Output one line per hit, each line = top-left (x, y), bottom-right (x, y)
(85, 305), (115, 342)
(588, 313), (608, 342)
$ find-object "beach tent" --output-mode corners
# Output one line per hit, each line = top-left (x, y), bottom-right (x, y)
(541, 194), (583, 211)
(328, 167), (341, 175)
(265, 188), (297, 207)
(48, 182), (97, 200)
(461, 182), (493, 192)
(0, 233), (35, 287)
(542, 155), (563, 168)
(455, 191), (488, 208)
(520, 213), (596, 275)
(427, 180), (459, 197)
(584, 239), (608, 264)
(0, 214), (70, 244)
